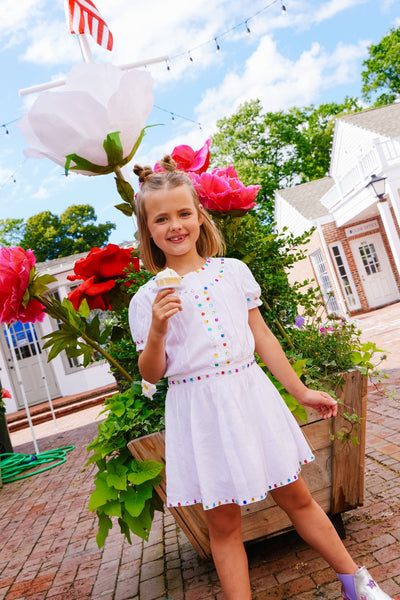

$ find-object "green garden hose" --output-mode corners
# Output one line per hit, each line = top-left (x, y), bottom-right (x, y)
(0, 446), (75, 484)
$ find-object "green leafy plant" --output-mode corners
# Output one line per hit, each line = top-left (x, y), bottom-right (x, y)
(86, 380), (166, 547)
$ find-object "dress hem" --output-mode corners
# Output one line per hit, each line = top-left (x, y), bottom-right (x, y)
(167, 455), (315, 511)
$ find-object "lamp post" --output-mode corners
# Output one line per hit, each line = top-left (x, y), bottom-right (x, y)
(366, 173), (400, 278)
(366, 173), (386, 200)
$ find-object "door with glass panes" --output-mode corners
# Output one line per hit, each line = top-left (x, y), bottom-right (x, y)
(349, 233), (400, 308)
(0, 321), (60, 408)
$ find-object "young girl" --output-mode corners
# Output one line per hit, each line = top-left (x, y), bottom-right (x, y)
(128, 157), (393, 600)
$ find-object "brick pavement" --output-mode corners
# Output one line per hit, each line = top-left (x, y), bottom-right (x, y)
(1, 302), (400, 600)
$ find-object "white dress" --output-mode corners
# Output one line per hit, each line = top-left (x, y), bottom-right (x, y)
(129, 257), (314, 511)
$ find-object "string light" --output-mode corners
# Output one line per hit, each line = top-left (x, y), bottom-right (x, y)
(166, 59), (171, 71)
(214, 38), (220, 53)
(281, 2), (287, 15)
(1, 119), (19, 135)
(245, 20), (251, 34)
(153, 105), (202, 129)
(188, 52), (194, 63)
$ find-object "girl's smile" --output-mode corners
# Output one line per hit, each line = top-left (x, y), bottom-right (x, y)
(146, 184), (204, 270)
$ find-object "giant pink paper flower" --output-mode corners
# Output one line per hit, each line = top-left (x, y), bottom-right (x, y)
(0, 247), (45, 323)
(188, 165), (260, 213)
(1, 389), (11, 399)
(155, 139), (211, 174)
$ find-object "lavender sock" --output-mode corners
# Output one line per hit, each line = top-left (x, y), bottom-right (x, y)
(337, 572), (357, 600)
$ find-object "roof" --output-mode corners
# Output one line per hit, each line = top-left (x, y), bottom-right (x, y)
(339, 102), (400, 138)
(277, 177), (333, 220)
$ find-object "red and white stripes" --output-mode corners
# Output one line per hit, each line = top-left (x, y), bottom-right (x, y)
(63, 0), (113, 51)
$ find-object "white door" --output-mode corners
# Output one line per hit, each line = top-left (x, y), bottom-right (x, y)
(349, 233), (400, 308)
(0, 321), (60, 409)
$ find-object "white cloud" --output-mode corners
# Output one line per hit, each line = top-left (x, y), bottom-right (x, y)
(0, 0), (46, 39)
(312, 0), (367, 23)
(194, 35), (368, 127)
(21, 21), (81, 64)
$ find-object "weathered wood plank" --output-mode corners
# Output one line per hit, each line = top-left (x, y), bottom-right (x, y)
(331, 369), (367, 512)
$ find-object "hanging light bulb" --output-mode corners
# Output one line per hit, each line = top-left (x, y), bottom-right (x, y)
(166, 60), (171, 71)
(188, 52), (193, 63)
(245, 20), (251, 34)
(214, 38), (220, 52)
(171, 114), (175, 121)
(281, 3), (287, 15)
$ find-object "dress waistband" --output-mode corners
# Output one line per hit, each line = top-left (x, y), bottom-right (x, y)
(168, 357), (256, 386)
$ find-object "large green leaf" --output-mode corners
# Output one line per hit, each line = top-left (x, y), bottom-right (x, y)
(127, 460), (164, 485)
(88, 473), (119, 511)
(120, 482), (154, 518)
(96, 512), (113, 548)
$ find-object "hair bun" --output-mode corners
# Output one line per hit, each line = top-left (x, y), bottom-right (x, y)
(159, 155), (177, 172)
(133, 164), (153, 183)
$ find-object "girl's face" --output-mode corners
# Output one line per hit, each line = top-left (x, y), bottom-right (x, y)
(145, 184), (204, 266)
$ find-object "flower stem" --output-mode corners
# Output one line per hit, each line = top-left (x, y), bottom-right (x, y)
(37, 295), (134, 383)
(261, 295), (294, 349)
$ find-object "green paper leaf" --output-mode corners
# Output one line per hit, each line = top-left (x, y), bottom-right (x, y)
(103, 131), (124, 166)
(115, 177), (135, 206)
(114, 202), (134, 217)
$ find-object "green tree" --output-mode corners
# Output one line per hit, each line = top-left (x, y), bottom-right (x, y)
(21, 205), (116, 262)
(211, 98), (361, 217)
(361, 26), (400, 106)
(0, 218), (25, 247)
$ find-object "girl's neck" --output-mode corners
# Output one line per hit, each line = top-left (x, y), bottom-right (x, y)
(165, 254), (206, 276)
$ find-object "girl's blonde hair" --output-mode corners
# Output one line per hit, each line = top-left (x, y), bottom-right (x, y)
(133, 156), (225, 273)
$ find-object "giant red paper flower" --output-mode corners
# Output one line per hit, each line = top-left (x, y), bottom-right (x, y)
(188, 165), (260, 213)
(155, 139), (211, 175)
(67, 244), (139, 310)
(0, 247), (45, 324)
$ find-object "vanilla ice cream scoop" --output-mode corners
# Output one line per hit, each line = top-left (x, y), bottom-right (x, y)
(154, 267), (182, 288)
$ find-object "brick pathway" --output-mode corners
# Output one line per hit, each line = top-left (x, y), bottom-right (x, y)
(1, 302), (400, 600)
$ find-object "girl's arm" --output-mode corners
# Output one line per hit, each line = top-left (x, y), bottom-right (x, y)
(248, 308), (337, 419)
(138, 289), (182, 383)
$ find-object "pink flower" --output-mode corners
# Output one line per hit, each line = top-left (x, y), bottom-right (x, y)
(155, 139), (211, 174)
(188, 165), (260, 213)
(0, 247), (45, 324)
(2, 389), (11, 399)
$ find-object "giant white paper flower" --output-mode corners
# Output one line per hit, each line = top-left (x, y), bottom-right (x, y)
(18, 63), (154, 176)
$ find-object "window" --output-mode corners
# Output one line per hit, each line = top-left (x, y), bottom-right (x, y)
(3, 321), (41, 361)
(358, 243), (381, 275)
(310, 249), (340, 314)
(329, 243), (361, 310)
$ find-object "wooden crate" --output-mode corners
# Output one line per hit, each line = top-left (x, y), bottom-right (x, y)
(128, 369), (367, 559)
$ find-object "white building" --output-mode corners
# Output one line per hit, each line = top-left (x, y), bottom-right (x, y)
(275, 102), (400, 315)
(0, 246), (134, 415)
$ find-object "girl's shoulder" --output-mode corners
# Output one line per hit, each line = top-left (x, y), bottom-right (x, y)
(129, 276), (157, 307)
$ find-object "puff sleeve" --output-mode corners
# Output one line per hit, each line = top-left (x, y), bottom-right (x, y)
(128, 285), (153, 351)
(237, 260), (263, 310)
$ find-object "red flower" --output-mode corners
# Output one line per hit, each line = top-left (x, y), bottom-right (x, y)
(155, 139), (211, 174)
(2, 389), (11, 399)
(67, 244), (139, 310)
(188, 165), (260, 213)
(0, 247), (45, 324)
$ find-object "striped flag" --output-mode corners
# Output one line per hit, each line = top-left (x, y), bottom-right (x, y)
(63, 0), (113, 51)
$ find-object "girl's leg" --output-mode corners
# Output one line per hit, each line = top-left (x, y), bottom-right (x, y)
(204, 504), (252, 600)
(270, 476), (357, 574)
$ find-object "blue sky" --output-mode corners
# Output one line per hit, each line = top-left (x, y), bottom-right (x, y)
(0, 0), (399, 245)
